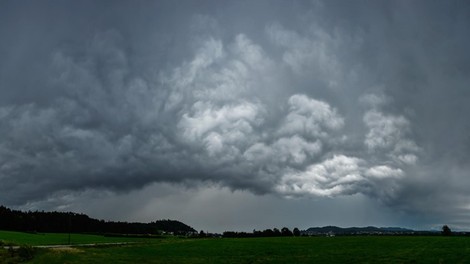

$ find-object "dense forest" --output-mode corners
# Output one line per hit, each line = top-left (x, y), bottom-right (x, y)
(0, 205), (195, 235)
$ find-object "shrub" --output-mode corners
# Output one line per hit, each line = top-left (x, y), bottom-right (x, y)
(17, 245), (35, 261)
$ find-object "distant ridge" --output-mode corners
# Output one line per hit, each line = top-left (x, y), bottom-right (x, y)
(0, 205), (196, 235)
(303, 226), (414, 235)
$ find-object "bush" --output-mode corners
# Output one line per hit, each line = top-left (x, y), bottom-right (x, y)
(17, 245), (35, 261)
(1, 245), (35, 262)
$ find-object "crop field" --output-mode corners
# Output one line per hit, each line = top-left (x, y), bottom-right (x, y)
(2, 231), (470, 263)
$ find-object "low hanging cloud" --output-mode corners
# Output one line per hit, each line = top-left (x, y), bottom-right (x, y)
(0, 29), (413, 206)
(1, 1), (470, 227)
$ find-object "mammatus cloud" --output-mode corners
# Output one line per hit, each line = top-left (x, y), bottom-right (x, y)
(275, 95), (414, 199)
(361, 94), (420, 166)
(277, 155), (404, 196)
(0, 28), (416, 207)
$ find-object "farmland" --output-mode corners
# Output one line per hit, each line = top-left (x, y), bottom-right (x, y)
(2, 231), (470, 263)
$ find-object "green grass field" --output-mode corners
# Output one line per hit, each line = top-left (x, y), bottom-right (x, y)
(0, 230), (153, 246)
(2, 231), (470, 263)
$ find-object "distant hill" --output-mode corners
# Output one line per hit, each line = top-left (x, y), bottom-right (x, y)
(303, 226), (414, 235)
(0, 205), (196, 235)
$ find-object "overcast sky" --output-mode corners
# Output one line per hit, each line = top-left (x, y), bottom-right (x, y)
(1, 0), (470, 233)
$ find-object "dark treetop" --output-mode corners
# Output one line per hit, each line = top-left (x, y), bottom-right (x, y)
(0, 205), (195, 235)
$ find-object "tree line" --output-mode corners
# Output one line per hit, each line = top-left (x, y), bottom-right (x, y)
(0, 205), (195, 235)
(223, 227), (301, 238)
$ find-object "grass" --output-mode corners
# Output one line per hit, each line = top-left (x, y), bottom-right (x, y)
(2, 230), (470, 263)
(17, 236), (470, 263)
(0, 230), (153, 246)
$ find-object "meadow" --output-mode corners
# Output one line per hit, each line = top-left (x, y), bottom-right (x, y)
(0, 230), (153, 246)
(2, 231), (470, 263)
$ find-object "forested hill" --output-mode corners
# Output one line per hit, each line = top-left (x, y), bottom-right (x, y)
(0, 205), (195, 235)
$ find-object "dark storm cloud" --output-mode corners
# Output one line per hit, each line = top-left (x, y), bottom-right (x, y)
(1, 0), (470, 227)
